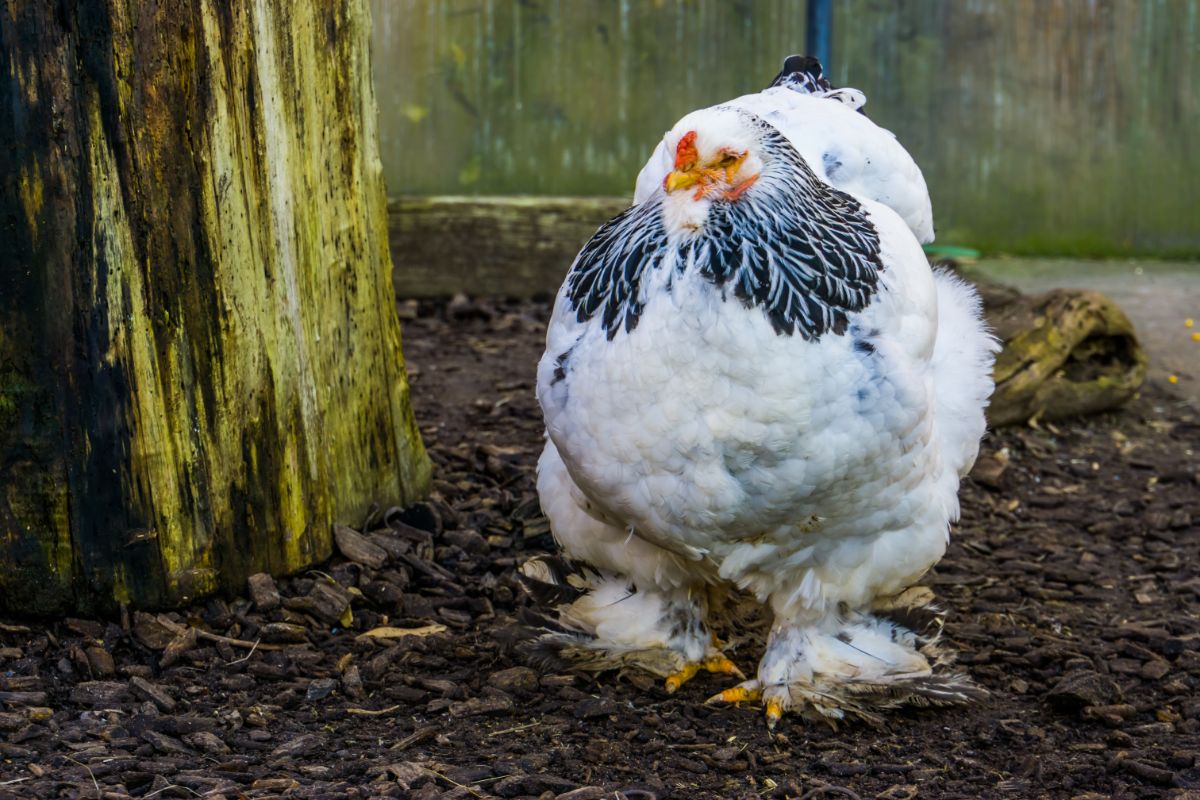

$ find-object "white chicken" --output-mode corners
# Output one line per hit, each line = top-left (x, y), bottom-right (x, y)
(524, 56), (997, 726)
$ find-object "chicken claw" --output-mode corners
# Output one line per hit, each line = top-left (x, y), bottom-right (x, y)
(664, 655), (745, 693)
(764, 697), (784, 729)
(705, 679), (762, 706)
(705, 681), (782, 729)
(707, 680), (790, 728)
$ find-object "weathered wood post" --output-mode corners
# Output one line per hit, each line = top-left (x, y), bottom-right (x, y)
(0, 1), (430, 615)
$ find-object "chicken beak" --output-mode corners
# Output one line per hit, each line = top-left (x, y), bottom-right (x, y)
(664, 169), (700, 193)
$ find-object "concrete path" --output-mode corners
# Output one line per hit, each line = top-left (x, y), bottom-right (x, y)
(966, 259), (1199, 408)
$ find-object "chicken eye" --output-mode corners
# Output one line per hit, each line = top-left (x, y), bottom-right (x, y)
(716, 152), (741, 167)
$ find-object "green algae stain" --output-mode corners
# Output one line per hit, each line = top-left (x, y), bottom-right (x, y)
(18, 162), (43, 244)
(1, 0), (429, 615)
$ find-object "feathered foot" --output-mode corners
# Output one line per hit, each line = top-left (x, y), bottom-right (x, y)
(708, 591), (985, 729)
(518, 556), (744, 691)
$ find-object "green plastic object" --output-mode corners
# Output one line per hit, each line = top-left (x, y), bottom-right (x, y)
(923, 244), (982, 261)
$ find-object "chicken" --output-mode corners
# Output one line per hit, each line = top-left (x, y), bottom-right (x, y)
(523, 56), (997, 727)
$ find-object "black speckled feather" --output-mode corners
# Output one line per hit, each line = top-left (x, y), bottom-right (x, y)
(565, 114), (884, 341)
(768, 54), (868, 115)
(565, 200), (669, 339)
(767, 54), (833, 94)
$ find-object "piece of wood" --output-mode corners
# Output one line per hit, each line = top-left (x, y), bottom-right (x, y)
(389, 197), (1147, 426)
(390, 196), (628, 298)
(0, 1), (429, 615)
(975, 280), (1148, 426)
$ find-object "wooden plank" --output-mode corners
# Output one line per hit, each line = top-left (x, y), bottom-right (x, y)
(390, 196), (627, 298)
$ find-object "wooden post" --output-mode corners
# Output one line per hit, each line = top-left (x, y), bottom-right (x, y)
(0, 1), (430, 615)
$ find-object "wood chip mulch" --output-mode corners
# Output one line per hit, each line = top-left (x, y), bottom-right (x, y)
(0, 297), (1197, 799)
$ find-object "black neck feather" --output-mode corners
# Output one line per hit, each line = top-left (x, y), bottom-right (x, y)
(565, 119), (884, 341)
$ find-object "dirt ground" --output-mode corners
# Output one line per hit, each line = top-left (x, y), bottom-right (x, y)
(1, 296), (1198, 800)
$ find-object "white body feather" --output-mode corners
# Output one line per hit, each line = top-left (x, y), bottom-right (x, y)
(539, 203), (984, 618)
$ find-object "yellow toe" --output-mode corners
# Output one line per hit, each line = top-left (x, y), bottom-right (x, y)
(765, 698), (784, 729)
(702, 655), (745, 680)
(706, 684), (762, 705)
(664, 662), (701, 694)
(666, 654), (744, 693)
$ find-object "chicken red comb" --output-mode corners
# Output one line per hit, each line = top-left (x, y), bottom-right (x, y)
(674, 131), (698, 170)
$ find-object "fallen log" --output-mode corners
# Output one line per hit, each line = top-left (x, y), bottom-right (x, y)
(965, 273), (1148, 426)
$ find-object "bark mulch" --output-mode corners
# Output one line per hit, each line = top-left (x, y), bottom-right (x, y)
(1, 297), (1197, 799)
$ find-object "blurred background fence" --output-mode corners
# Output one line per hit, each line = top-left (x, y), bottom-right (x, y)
(371, 0), (1199, 258)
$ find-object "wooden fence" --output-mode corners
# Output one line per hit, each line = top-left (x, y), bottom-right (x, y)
(373, 0), (1199, 257)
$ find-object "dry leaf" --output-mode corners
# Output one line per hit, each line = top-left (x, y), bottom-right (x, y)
(356, 624), (446, 640)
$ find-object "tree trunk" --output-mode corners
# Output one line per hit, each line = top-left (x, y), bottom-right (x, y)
(0, 1), (430, 615)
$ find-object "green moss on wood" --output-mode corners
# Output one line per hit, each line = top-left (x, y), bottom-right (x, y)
(0, 0), (428, 615)
(985, 288), (1147, 426)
